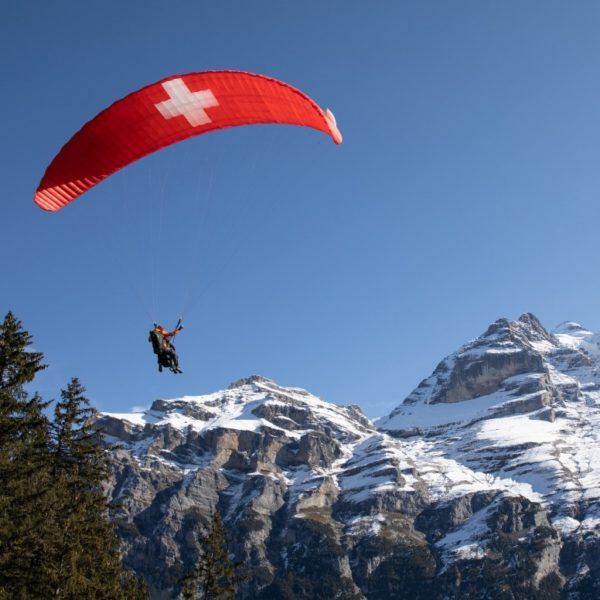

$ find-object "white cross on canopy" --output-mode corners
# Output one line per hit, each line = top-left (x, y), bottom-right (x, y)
(154, 78), (219, 127)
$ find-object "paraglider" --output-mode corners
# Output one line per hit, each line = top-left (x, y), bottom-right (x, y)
(34, 70), (342, 374)
(34, 70), (342, 211)
(148, 321), (184, 374)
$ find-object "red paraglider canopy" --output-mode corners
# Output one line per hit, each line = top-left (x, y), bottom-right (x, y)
(34, 70), (342, 211)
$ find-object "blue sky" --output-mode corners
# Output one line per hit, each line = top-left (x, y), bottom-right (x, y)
(3, 1), (600, 416)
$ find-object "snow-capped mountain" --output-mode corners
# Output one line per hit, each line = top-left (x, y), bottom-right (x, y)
(379, 313), (600, 526)
(99, 315), (600, 599)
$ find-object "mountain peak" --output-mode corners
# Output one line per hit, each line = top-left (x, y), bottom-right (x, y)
(517, 312), (550, 335)
(379, 313), (562, 432)
(100, 376), (374, 463)
(227, 374), (274, 389)
(553, 321), (592, 337)
(482, 312), (555, 347)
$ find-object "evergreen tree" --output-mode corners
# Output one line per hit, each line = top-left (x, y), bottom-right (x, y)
(47, 377), (128, 598)
(0, 312), (51, 597)
(181, 511), (239, 599)
(0, 311), (46, 391)
(0, 312), (149, 599)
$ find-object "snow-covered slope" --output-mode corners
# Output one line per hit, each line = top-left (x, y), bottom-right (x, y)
(104, 374), (371, 450)
(379, 313), (600, 533)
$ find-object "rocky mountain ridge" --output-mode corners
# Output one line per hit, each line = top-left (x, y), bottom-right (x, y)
(99, 314), (600, 598)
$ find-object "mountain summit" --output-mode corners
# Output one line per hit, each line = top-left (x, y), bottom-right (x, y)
(379, 313), (600, 517)
(100, 314), (600, 599)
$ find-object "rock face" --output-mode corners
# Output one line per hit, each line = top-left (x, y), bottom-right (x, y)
(99, 316), (600, 599)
